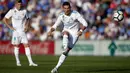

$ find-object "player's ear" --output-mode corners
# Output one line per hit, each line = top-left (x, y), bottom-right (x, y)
(61, 5), (64, 9)
(61, 6), (65, 11)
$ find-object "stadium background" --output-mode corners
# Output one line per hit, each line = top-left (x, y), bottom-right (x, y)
(0, 0), (130, 73)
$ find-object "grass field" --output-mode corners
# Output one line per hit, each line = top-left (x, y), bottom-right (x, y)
(0, 55), (130, 73)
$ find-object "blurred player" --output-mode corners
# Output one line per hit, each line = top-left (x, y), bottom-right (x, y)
(48, 2), (88, 73)
(3, 0), (38, 66)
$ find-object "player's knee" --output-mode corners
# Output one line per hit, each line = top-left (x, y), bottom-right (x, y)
(13, 45), (19, 47)
(23, 44), (29, 48)
(63, 31), (69, 35)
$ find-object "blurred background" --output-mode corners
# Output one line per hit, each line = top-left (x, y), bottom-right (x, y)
(0, 0), (130, 40)
(1, 0), (130, 73)
(0, 0), (130, 56)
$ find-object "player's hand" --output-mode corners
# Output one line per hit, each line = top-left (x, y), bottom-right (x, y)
(24, 27), (28, 32)
(77, 31), (82, 36)
(10, 27), (16, 31)
(47, 31), (53, 40)
(47, 31), (53, 37)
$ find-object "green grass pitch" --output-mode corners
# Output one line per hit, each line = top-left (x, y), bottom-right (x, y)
(0, 55), (130, 73)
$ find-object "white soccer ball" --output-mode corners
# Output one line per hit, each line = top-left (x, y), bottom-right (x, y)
(113, 10), (124, 22)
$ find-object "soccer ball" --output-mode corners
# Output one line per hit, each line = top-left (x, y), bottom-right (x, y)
(113, 10), (124, 21)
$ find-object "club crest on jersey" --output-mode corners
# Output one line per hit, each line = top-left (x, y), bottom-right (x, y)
(69, 18), (73, 22)
(62, 15), (74, 24)
(67, 17), (73, 24)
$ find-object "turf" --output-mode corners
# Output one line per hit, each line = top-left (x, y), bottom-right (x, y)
(0, 55), (130, 73)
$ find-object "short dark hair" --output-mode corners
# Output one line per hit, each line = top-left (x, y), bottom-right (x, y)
(16, 0), (22, 3)
(62, 2), (71, 8)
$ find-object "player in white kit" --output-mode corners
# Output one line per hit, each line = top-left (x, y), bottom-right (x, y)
(48, 2), (88, 73)
(3, 0), (37, 66)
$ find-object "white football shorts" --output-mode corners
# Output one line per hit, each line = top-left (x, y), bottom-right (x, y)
(63, 29), (79, 49)
(11, 31), (28, 45)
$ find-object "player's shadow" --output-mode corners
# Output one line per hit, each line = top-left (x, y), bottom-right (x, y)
(87, 68), (130, 72)
(71, 69), (130, 73)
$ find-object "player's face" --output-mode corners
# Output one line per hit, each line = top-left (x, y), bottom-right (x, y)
(16, 3), (22, 10)
(62, 5), (71, 15)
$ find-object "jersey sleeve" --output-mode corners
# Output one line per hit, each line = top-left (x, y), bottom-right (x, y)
(5, 10), (13, 19)
(52, 15), (62, 29)
(76, 12), (88, 27)
(25, 10), (30, 19)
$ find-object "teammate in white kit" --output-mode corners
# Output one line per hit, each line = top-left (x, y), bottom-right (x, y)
(3, 0), (37, 66)
(48, 2), (88, 73)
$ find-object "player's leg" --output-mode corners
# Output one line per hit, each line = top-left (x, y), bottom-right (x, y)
(51, 31), (79, 73)
(21, 34), (38, 66)
(56, 31), (70, 68)
(14, 45), (21, 66)
(51, 31), (70, 73)
(12, 32), (21, 66)
(54, 48), (71, 69)
(23, 44), (37, 66)
(62, 31), (69, 50)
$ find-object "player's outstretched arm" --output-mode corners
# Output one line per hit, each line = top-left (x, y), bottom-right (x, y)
(3, 18), (16, 31)
(47, 15), (62, 37)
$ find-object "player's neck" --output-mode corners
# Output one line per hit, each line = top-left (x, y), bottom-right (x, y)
(15, 7), (20, 11)
(65, 10), (72, 16)
(15, 7), (22, 11)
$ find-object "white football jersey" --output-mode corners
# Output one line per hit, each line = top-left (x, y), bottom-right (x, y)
(52, 10), (88, 32)
(5, 8), (29, 32)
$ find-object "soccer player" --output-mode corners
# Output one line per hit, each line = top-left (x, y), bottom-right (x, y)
(48, 2), (88, 73)
(3, 0), (38, 66)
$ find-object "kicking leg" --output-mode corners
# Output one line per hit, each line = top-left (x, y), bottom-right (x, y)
(51, 31), (79, 73)
(62, 31), (69, 50)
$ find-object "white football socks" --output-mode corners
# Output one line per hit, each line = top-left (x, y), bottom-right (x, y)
(25, 47), (33, 64)
(55, 54), (66, 69)
(63, 35), (68, 50)
(55, 34), (68, 69)
(14, 47), (20, 64)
